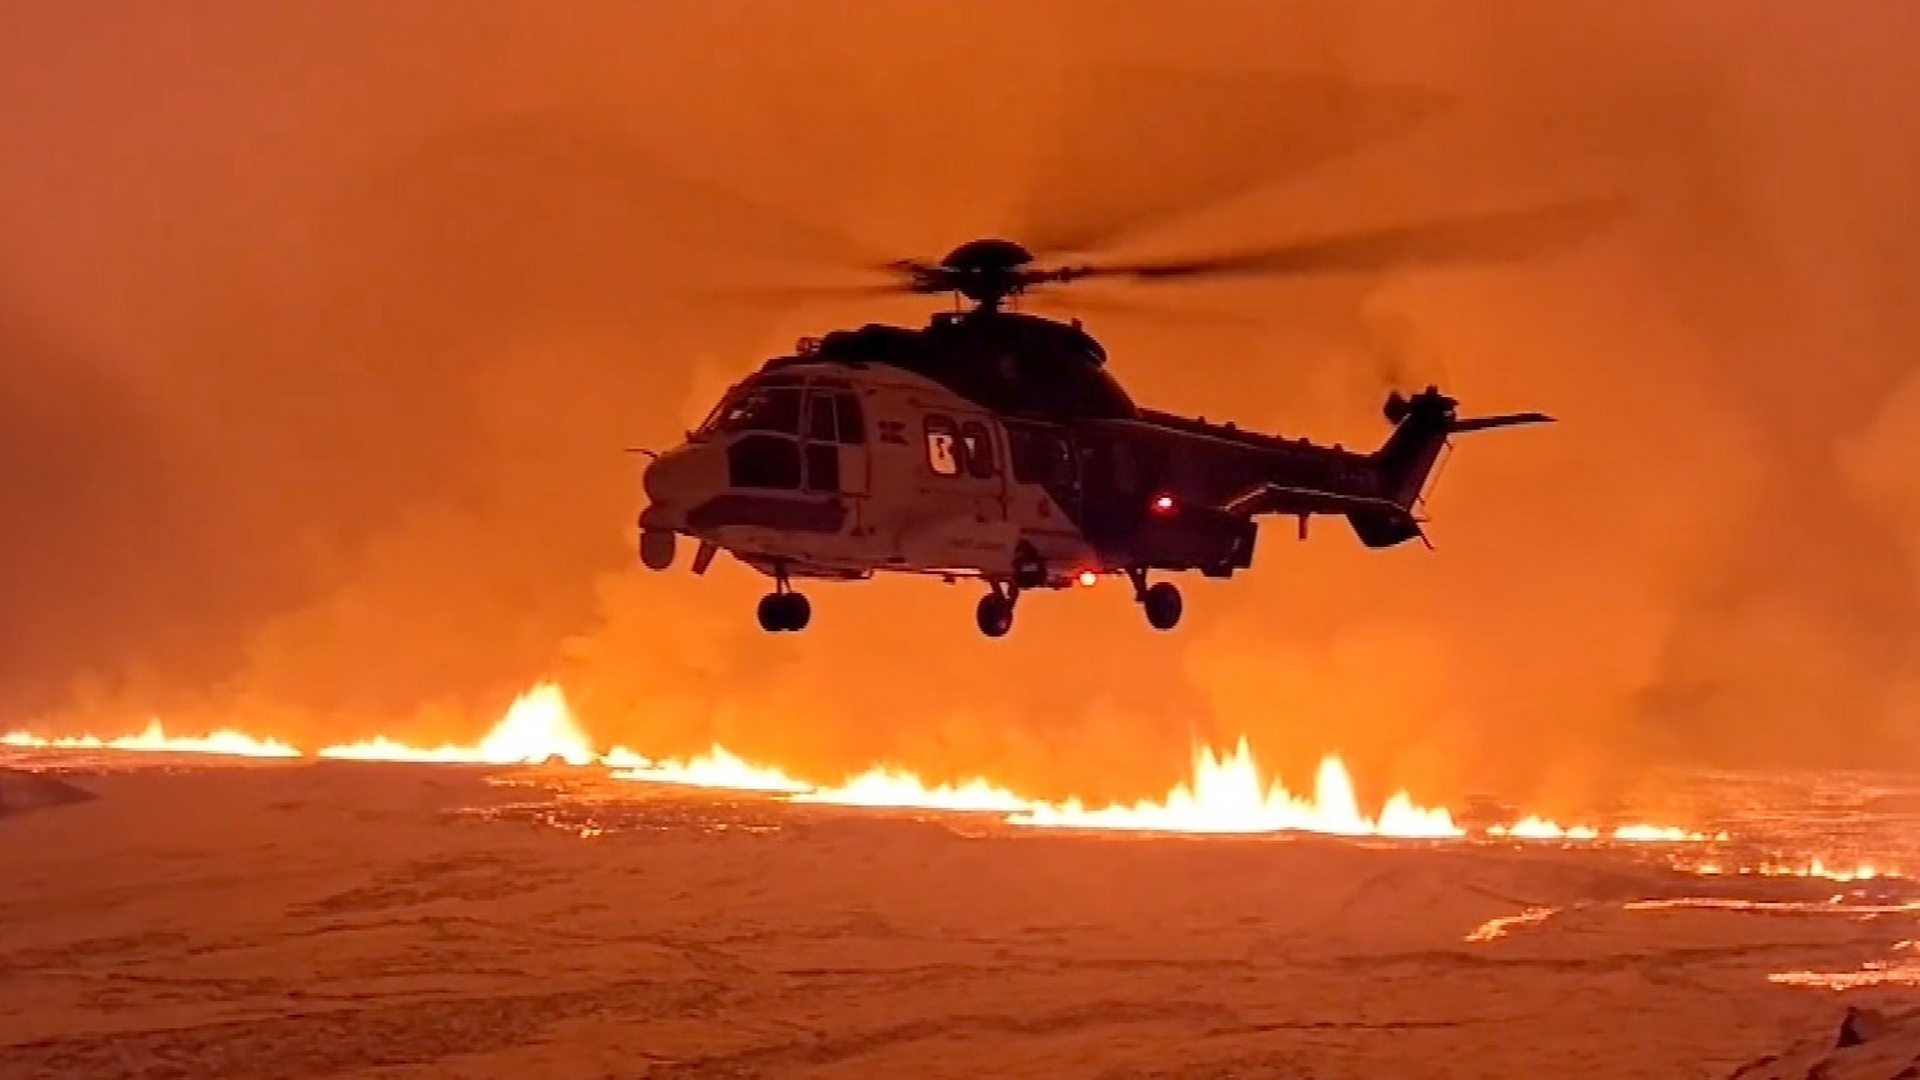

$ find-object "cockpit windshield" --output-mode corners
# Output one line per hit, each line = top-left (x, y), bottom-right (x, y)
(696, 383), (803, 438)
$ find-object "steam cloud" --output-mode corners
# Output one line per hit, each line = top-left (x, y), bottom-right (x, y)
(3, 1), (1917, 809)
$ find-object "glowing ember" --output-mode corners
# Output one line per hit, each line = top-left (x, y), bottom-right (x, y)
(1750, 858), (1886, 882)
(1007, 740), (1462, 838)
(609, 745), (811, 793)
(1611, 824), (1726, 843)
(1, 720), (299, 759)
(601, 746), (653, 769)
(1483, 818), (1720, 843)
(1673, 856), (1896, 882)
(318, 683), (595, 766)
(1768, 961), (1920, 990)
(795, 766), (1032, 813)
(1465, 906), (1561, 943)
(1486, 817), (1600, 841)
(1772, 940), (1920, 989)
(1626, 897), (1920, 915)
(1776, 857), (1887, 882)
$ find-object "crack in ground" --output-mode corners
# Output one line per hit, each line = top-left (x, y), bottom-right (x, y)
(644, 999), (1228, 1076)
(0, 978), (720, 1080)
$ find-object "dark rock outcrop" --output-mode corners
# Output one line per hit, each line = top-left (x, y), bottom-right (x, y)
(0, 768), (96, 818)
(1731, 1004), (1920, 1079)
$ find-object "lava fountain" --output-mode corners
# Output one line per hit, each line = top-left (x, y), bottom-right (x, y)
(317, 684), (595, 765)
(1007, 739), (1463, 837)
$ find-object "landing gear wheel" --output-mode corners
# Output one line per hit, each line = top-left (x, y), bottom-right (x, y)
(756, 593), (785, 632)
(976, 593), (1015, 638)
(756, 592), (812, 632)
(781, 592), (811, 631)
(1142, 581), (1183, 631)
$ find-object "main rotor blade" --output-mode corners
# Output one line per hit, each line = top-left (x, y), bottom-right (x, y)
(1062, 199), (1621, 284)
(1024, 290), (1259, 327)
(1015, 67), (1447, 259)
(688, 281), (918, 303)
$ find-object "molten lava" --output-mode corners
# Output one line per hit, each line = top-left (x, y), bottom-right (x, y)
(1611, 824), (1726, 843)
(317, 684), (594, 765)
(1464, 906), (1562, 943)
(608, 745), (810, 793)
(605, 736), (1460, 838)
(1486, 817), (1724, 844)
(1682, 857), (1897, 882)
(0, 720), (298, 758)
(1008, 740), (1463, 838)
(1771, 941), (1920, 990)
(794, 766), (1031, 813)
(4, 682), (1731, 847)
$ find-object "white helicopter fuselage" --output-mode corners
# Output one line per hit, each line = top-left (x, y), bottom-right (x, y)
(639, 361), (1100, 586)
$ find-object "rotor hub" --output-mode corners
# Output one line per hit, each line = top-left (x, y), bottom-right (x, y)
(934, 238), (1036, 308)
(939, 238), (1034, 274)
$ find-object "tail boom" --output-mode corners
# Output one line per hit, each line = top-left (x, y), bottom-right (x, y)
(1350, 387), (1552, 548)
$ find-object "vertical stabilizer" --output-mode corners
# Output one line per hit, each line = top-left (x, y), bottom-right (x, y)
(1349, 386), (1551, 548)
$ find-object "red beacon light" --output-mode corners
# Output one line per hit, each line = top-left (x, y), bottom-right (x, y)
(1151, 493), (1176, 514)
(1077, 570), (1098, 587)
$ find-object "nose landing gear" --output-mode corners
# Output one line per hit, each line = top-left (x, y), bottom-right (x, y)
(757, 566), (812, 633)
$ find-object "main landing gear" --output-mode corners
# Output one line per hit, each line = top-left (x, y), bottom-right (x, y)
(757, 567), (811, 633)
(972, 570), (1184, 637)
(976, 583), (1016, 638)
(1127, 568), (1183, 631)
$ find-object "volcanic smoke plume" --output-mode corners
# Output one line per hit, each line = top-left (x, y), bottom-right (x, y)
(2, 1), (1918, 808)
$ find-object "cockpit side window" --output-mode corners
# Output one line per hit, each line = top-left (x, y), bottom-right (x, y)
(693, 395), (730, 438)
(706, 386), (803, 436)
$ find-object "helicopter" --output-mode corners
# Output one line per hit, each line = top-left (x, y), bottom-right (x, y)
(635, 217), (1571, 637)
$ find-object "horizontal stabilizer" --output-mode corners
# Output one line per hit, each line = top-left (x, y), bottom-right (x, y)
(1218, 483), (1407, 518)
(1449, 412), (1554, 433)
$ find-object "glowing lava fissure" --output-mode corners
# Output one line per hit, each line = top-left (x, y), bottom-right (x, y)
(608, 746), (811, 794)
(1002, 740), (1462, 838)
(1676, 856), (1893, 883)
(1, 681), (1761, 846)
(1, 720), (299, 759)
(318, 684), (596, 766)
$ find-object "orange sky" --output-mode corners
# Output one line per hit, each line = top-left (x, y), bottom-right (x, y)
(3, 2), (1918, 810)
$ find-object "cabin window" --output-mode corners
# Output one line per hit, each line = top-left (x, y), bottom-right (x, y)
(834, 393), (866, 444)
(925, 415), (961, 477)
(960, 421), (996, 479)
(806, 393), (838, 442)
